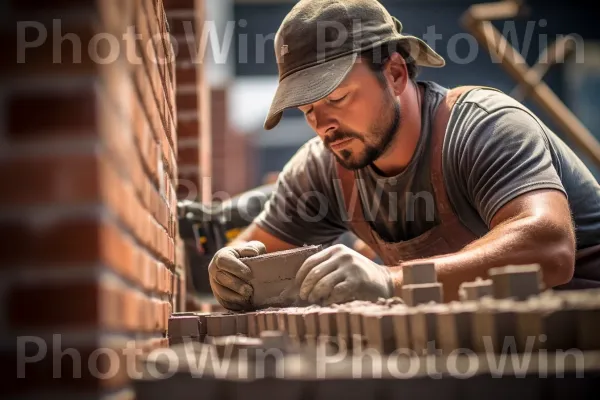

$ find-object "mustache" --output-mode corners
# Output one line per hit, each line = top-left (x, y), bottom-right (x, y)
(323, 131), (363, 147)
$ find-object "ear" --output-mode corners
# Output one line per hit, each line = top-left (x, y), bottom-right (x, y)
(384, 52), (409, 96)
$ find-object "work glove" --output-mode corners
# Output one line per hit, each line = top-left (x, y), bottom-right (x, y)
(208, 241), (266, 311)
(295, 244), (393, 306)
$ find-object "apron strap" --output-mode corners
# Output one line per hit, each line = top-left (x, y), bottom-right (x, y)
(335, 163), (380, 251)
(429, 85), (495, 224)
(335, 85), (499, 254)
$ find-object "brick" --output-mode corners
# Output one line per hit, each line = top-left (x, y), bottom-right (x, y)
(256, 312), (267, 334)
(436, 302), (477, 354)
(1, 18), (100, 77)
(514, 297), (574, 352)
(176, 92), (198, 111)
(168, 15), (196, 37)
(335, 309), (351, 348)
(206, 314), (237, 337)
(318, 309), (337, 337)
(265, 311), (278, 331)
(402, 283), (443, 306)
(402, 262), (437, 285)
(142, 0), (176, 132)
(0, 153), (100, 207)
(236, 313), (248, 335)
(286, 311), (305, 341)
(302, 310), (320, 345)
(7, 280), (138, 330)
(489, 264), (542, 301)
(459, 278), (493, 301)
(163, 0), (196, 10)
(363, 311), (395, 354)
(247, 312), (258, 337)
(240, 246), (322, 309)
(276, 310), (288, 333)
(175, 65), (197, 85)
(409, 304), (448, 355)
(472, 299), (519, 353)
(0, 217), (138, 283)
(349, 310), (366, 347)
(391, 308), (412, 350)
(7, 89), (97, 138)
(177, 146), (200, 166)
(174, 34), (197, 62)
(177, 118), (199, 139)
(133, 59), (160, 143)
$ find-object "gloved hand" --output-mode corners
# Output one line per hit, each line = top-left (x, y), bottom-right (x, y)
(208, 241), (266, 311)
(295, 244), (393, 306)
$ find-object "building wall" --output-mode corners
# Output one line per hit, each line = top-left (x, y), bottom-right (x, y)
(1, 0), (189, 396)
(167, 0), (214, 204)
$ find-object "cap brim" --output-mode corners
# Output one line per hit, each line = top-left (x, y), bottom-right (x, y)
(263, 53), (357, 130)
(398, 35), (445, 68)
(263, 34), (445, 130)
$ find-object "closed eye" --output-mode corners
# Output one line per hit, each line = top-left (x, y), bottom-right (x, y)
(329, 94), (347, 103)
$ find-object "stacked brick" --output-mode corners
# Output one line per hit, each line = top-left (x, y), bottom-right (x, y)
(1, 0), (183, 397)
(133, 257), (600, 397)
(136, 283), (600, 398)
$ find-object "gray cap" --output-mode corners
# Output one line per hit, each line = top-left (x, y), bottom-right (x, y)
(264, 0), (445, 130)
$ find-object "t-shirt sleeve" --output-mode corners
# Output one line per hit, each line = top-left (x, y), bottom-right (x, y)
(451, 105), (566, 227)
(253, 139), (348, 246)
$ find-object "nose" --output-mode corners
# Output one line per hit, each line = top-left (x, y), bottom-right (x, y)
(310, 107), (339, 138)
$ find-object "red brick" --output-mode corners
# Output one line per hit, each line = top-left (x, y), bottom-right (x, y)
(133, 58), (161, 144)
(168, 14), (196, 36)
(1, 18), (99, 77)
(7, 281), (134, 330)
(163, 0), (195, 11)
(144, 0), (176, 127)
(8, 89), (97, 138)
(177, 146), (199, 166)
(177, 117), (199, 139)
(176, 92), (198, 111)
(174, 35), (198, 62)
(175, 65), (197, 85)
(0, 153), (100, 207)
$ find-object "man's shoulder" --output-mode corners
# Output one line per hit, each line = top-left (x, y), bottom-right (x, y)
(456, 86), (526, 114)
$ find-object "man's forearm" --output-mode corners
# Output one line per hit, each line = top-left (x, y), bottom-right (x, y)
(388, 215), (576, 301)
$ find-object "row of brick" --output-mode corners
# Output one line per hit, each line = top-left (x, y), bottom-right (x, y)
(133, 0), (178, 171)
(167, 288), (600, 355)
(102, 283), (172, 333)
(100, 154), (176, 268)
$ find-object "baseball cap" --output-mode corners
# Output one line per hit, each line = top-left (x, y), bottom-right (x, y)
(264, 0), (445, 130)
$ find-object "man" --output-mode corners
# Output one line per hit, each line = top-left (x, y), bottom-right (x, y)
(209, 0), (600, 311)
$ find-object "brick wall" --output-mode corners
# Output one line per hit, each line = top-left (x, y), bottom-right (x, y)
(165, 0), (212, 204)
(1, 0), (185, 397)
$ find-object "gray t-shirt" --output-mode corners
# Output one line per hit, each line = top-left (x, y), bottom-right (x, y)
(255, 81), (600, 251)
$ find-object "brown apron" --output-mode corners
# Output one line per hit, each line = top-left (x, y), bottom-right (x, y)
(336, 85), (600, 289)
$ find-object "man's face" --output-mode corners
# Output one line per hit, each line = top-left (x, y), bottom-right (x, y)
(298, 61), (400, 169)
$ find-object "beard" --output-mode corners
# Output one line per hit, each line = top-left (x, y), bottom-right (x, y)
(326, 90), (401, 170)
